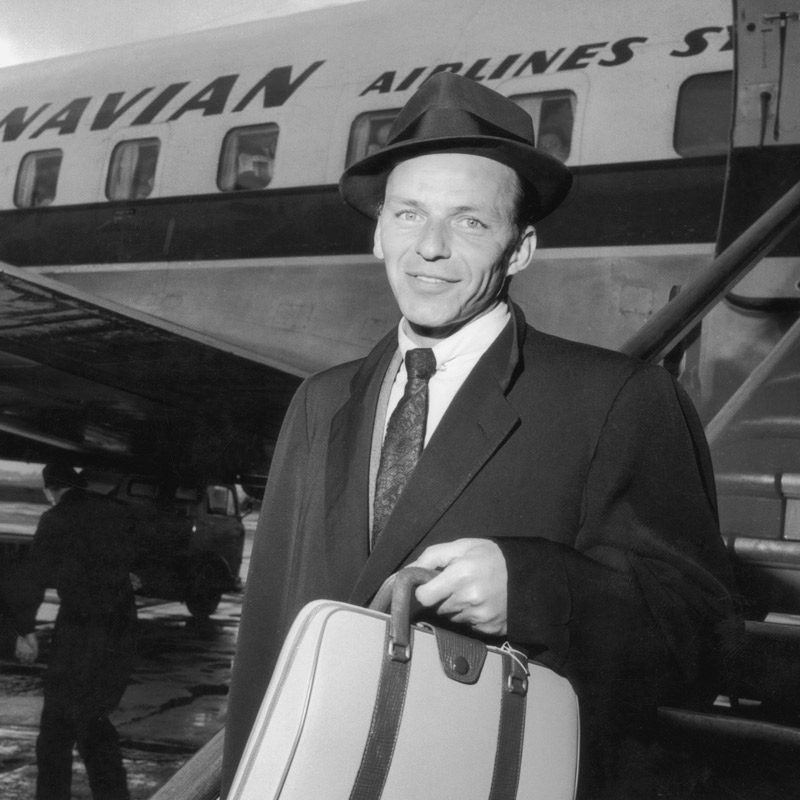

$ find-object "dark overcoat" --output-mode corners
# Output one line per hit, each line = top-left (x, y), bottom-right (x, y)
(9, 489), (137, 714)
(222, 305), (736, 797)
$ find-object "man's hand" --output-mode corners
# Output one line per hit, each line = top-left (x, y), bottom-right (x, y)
(409, 538), (508, 636)
(15, 633), (38, 664)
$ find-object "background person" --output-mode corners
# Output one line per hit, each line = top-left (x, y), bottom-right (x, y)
(234, 150), (274, 190)
(8, 462), (138, 800)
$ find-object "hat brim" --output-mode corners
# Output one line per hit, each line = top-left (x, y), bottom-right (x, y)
(339, 134), (573, 223)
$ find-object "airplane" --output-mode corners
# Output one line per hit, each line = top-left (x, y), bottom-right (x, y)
(0, 0), (754, 483)
(0, 0), (795, 520)
(0, 0), (799, 790)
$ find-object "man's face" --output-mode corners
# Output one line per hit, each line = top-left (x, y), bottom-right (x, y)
(374, 153), (535, 346)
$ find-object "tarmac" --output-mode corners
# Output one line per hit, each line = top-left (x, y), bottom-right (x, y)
(0, 511), (255, 799)
(4, 506), (800, 799)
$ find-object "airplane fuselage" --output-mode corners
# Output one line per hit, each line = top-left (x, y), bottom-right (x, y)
(0, 0), (738, 382)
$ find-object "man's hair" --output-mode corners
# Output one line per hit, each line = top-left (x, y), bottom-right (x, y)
(510, 175), (540, 230)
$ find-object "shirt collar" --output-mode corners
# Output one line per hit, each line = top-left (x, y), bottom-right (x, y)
(397, 302), (511, 370)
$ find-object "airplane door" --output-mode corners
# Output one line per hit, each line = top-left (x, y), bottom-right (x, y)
(692, 0), (800, 422)
(699, 0), (800, 624)
(717, 0), (800, 260)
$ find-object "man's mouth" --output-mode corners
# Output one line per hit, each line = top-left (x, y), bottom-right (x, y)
(411, 273), (455, 284)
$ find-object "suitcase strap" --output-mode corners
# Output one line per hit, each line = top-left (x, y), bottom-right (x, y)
(488, 654), (528, 800)
(349, 624), (528, 800)
(349, 625), (413, 800)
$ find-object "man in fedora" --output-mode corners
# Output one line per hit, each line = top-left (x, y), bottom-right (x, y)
(221, 73), (736, 797)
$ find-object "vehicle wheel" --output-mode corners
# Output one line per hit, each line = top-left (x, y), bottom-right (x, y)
(185, 559), (226, 618)
(186, 587), (222, 619)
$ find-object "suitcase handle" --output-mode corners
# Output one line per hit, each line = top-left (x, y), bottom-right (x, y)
(369, 566), (438, 662)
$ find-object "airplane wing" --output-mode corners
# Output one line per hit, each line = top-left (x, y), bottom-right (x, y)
(0, 261), (301, 486)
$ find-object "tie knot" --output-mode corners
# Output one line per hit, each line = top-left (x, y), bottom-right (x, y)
(405, 348), (437, 381)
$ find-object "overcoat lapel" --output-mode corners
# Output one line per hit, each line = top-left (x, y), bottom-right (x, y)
(324, 330), (398, 598)
(349, 309), (526, 606)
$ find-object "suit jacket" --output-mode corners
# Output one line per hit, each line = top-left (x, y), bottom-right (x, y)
(4, 489), (137, 713)
(221, 304), (736, 797)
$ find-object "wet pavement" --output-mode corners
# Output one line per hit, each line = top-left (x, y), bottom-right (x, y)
(0, 510), (257, 799)
(5, 503), (800, 799)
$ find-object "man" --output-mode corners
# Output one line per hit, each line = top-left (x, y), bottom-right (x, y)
(8, 463), (137, 800)
(222, 73), (737, 798)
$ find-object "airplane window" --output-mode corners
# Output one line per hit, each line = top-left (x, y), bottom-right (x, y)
(218, 124), (279, 192)
(107, 139), (160, 201)
(510, 92), (576, 163)
(674, 72), (733, 157)
(346, 109), (401, 166)
(14, 149), (63, 208)
(206, 485), (235, 516)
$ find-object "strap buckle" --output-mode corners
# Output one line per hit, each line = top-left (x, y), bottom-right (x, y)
(388, 637), (411, 663)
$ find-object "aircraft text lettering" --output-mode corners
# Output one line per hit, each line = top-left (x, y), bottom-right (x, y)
(32, 98), (91, 138)
(599, 36), (648, 67)
(360, 27), (728, 94)
(91, 89), (155, 131)
(0, 61), (326, 143)
(671, 26), (725, 57)
(232, 61), (325, 112)
(169, 75), (239, 121)
(0, 104), (51, 142)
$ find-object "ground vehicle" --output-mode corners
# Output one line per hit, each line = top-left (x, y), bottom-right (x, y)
(89, 472), (247, 618)
(0, 469), (246, 634)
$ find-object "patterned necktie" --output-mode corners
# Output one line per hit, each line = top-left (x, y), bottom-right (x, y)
(372, 348), (437, 546)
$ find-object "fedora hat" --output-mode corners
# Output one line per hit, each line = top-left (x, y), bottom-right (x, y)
(339, 71), (572, 222)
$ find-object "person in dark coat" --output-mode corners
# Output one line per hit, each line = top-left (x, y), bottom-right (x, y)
(9, 462), (138, 800)
(221, 72), (738, 799)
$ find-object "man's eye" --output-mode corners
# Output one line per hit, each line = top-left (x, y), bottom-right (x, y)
(397, 210), (419, 221)
(460, 217), (485, 230)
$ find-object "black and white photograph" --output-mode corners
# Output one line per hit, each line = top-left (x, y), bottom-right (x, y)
(1, 1), (799, 798)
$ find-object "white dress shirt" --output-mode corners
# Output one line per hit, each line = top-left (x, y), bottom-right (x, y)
(384, 302), (511, 446)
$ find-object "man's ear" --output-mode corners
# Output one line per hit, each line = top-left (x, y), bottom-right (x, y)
(373, 215), (385, 260)
(506, 225), (536, 276)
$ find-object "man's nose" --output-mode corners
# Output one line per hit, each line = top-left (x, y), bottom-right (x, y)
(416, 219), (451, 261)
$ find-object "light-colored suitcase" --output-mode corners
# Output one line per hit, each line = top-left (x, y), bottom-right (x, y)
(228, 567), (580, 800)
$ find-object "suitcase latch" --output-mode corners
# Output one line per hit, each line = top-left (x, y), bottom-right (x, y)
(434, 628), (488, 684)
